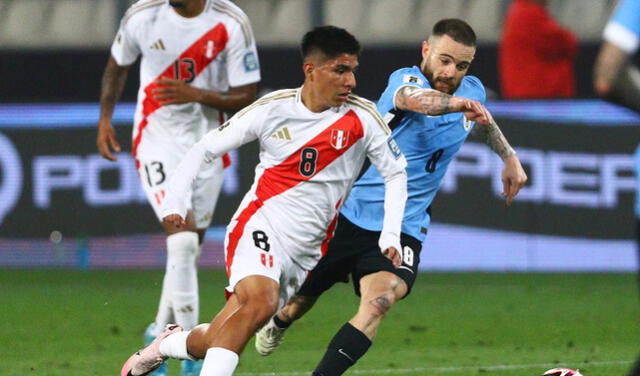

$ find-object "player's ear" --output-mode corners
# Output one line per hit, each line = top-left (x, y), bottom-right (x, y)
(421, 40), (430, 60)
(303, 61), (315, 81)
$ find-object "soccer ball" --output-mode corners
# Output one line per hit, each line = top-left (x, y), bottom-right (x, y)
(542, 368), (583, 376)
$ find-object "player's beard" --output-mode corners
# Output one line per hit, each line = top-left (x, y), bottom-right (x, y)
(424, 69), (459, 95)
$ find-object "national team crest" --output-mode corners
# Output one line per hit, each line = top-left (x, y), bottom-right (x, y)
(463, 118), (473, 131)
(330, 129), (350, 150)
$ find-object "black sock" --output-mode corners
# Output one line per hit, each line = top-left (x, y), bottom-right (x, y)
(273, 315), (291, 329)
(312, 323), (372, 376)
(628, 356), (640, 376)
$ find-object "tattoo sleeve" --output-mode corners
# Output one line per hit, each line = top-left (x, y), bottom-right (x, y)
(395, 86), (455, 115)
(482, 119), (516, 160)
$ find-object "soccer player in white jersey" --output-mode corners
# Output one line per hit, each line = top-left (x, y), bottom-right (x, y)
(255, 19), (525, 376)
(120, 25), (408, 376)
(96, 1), (259, 375)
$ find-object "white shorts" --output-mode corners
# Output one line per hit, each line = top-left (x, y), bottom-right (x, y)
(224, 219), (309, 309)
(137, 142), (224, 229)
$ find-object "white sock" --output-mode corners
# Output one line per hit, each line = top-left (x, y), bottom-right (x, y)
(166, 232), (199, 330)
(158, 331), (196, 360)
(153, 274), (173, 334)
(200, 348), (239, 376)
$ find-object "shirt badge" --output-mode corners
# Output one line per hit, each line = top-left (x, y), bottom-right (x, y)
(330, 129), (350, 150)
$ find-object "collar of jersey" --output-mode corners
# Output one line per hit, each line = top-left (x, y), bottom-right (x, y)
(295, 86), (343, 117)
(164, 0), (211, 26)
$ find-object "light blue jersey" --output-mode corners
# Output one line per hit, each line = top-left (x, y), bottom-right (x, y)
(604, 0), (640, 53)
(341, 66), (486, 241)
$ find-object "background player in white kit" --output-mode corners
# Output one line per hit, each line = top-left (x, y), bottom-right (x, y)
(96, 1), (259, 374)
(120, 26), (408, 376)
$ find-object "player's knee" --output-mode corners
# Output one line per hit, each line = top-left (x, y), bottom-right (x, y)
(167, 231), (199, 265)
(243, 293), (279, 328)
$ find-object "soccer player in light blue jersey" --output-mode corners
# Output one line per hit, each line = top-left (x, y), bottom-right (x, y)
(594, 0), (640, 113)
(255, 19), (527, 376)
(595, 2), (640, 375)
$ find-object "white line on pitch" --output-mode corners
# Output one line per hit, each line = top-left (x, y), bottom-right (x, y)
(236, 359), (633, 376)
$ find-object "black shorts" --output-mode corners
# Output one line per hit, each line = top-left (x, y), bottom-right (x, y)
(298, 214), (422, 298)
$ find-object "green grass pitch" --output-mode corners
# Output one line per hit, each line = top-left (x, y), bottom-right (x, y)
(1, 270), (638, 375)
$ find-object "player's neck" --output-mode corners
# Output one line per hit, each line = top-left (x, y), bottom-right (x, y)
(172, 0), (206, 18)
(301, 85), (331, 113)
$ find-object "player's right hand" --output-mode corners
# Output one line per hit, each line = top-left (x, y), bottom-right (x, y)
(163, 214), (186, 228)
(97, 121), (121, 161)
(382, 247), (402, 268)
(460, 99), (493, 125)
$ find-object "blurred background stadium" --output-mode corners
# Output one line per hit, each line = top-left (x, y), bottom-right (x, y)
(1, 0), (637, 272)
(1, 1), (639, 376)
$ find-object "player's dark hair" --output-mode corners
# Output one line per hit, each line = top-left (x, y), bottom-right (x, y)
(301, 25), (361, 60)
(432, 19), (477, 47)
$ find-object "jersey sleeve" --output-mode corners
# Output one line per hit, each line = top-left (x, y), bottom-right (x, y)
(224, 16), (261, 87)
(377, 69), (429, 115)
(161, 106), (262, 218)
(361, 110), (408, 250)
(465, 75), (488, 104)
(603, 0), (640, 54)
(110, 14), (141, 66)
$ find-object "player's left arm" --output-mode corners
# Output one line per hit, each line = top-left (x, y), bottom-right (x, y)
(364, 113), (408, 267)
(480, 119), (527, 205)
(152, 80), (257, 112)
(162, 107), (261, 227)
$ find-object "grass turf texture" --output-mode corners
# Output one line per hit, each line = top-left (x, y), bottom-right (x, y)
(1, 270), (637, 376)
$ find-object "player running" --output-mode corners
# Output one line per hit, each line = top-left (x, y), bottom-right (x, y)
(97, 1), (259, 374)
(121, 25), (410, 376)
(255, 19), (527, 376)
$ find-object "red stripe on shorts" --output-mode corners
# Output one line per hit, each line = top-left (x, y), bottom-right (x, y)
(132, 23), (229, 168)
(225, 110), (365, 275)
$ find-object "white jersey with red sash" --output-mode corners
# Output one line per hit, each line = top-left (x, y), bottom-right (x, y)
(162, 88), (408, 273)
(111, 0), (260, 165)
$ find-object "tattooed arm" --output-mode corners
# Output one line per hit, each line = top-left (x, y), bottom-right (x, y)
(480, 119), (516, 160)
(394, 85), (493, 124)
(480, 120), (527, 204)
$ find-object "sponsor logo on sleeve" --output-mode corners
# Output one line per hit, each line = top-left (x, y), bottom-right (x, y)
(402, 74), (423, 85)
(387, 137), (402, 159)
(243, 51), (259, 72)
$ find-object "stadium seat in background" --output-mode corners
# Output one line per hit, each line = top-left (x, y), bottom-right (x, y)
(47, 1), (115, 48)
(358, 0), (418, 44)
(0, 0), (115, 49)
(234, 0), (311, 45)
(411, 0), (467, 41)
(0, 0), (48, 48)
(460, 0), (505, 43)
(549, 0), (617, 40)
(324, 0), (367, 40)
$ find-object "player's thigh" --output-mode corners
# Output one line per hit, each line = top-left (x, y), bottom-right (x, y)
(191, 157), (224, 229)
(137, 149), (188, 222)
(225, 221), (307, 309)
(353, 233), (422, 299)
